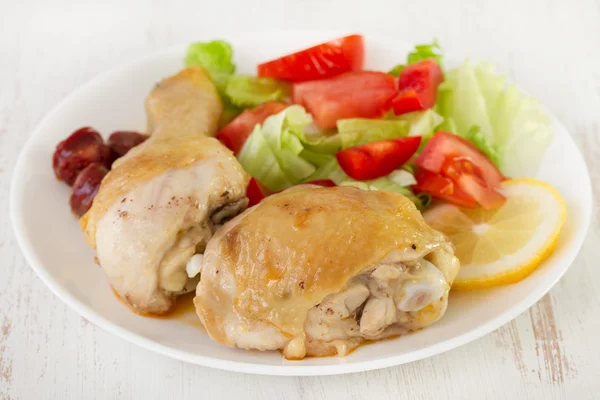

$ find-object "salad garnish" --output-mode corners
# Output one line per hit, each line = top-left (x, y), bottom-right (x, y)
(185, 40), (236, 92)
(47, 33), (567, 336)
(185, 34), (554, 211)
(436, 59), (553, 177)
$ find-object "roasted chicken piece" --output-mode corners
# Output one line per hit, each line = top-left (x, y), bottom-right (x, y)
(80, 67), (249, 315)
(145, 66), (222, 140)
(194, 185), (460, 359)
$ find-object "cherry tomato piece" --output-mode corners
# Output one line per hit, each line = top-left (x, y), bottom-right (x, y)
(391, 59), (444, 115)
(258, 35), (364, 82)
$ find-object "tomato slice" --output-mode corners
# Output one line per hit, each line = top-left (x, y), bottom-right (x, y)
(292, 71), (397, 129)
(391, 59), (444, 115)
(304, 179), (336, 187)
(442, 158), (506, 209)
(413, 168), (477, 208)
(336, 136), (421, 181)
(414, 132), (506, 208)
(258, 35), (364, 82)
(292, 71), (396, 106)
(246, 178), (266, 207)
(415, 132), (505, 187)
(217, 102), (287, 154)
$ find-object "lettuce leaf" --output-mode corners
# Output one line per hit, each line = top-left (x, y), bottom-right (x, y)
(466, 125), (500, 165)
(304, 157), (424, 208)
(220, 100), (243, 128)
(291, 118), (412, 155)
(339, 174), (428, 209)
(293, 128), (342, 154)
(225, 75), (291, 108)
(388, 169), (417, 186)
(299, 149), (335, 168)
(291, 110), (443, 156)
(238, 106), (316, 191)
(436, 59), (553, 176)
(302, 157), (348, 184)
(388, 64), (404, 77)
(397, 109), (444, 138)
(336, 119), (409, 148)
(237, 104), (435, 208)
(185, 40), (236, 92)
(339, 175), (414, 195)
(407, 40), (443, 67)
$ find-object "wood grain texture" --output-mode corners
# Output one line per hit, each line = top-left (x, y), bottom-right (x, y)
(1, 0), (600, 398)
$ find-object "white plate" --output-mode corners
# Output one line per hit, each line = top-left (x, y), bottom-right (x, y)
(11, 31), (592, 376)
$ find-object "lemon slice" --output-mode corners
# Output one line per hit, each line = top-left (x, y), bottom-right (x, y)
(423, 178), (566, 290)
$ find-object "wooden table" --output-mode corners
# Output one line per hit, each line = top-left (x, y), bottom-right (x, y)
(1, 0), (599, 398)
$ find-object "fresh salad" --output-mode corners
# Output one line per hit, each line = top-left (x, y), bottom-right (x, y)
(50, 34), (565, 305)
(185, 35), (554, 211)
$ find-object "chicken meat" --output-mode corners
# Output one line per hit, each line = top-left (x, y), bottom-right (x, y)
(80, 66), (249, 315)
(194, 185), (460, 359)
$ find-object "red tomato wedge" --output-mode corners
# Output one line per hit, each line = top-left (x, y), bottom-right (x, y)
(304, 179), (336, 187)
(414, 132), (506, 209)
(415, 132), (505, 187)
(336, 136), (421, 181)
(292, 71), (397, 129)
(258, 35), (364, 82)
(413, 168), (477, 208)
(246, 178), (266, 207)
(391, 59), (444, 115)
(217, 102), (287, 154)
(292, 71), (396, 106)
(441, 158), (506, 209)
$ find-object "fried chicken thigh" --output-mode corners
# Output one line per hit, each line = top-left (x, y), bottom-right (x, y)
(194, 185), (459, 359)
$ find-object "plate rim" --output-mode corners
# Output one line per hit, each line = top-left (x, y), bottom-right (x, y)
(10, 30), (593, 376)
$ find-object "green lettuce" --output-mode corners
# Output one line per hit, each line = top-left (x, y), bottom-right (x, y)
(238, 106), (316, 191)
(396, 109), (444, 139)
(336, 119), (410, 148)
(299, 149), (335, 168)
(291, 110), (443, 155)
(339, 173), (429, 210)
(293, 128), (342, 155)
(465, 125), (500, 165)
(388, 64), (404, 77)
(407, 40), (443, 66)
(225, 75), (291, 108)
(339, 174), (414, 195)
(302, 157), (348, 184)
(219, 101), (243, 128)
(436, 59), (553, 177)
(387, 169), (417, 186)
(185, 40), (236, 93)
(235, 103), (438, 208)
(304, 158), (427, 208)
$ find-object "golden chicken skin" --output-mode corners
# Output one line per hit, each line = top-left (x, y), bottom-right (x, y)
(194, 185), (460, 359)
(80, 67), (249, 315)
